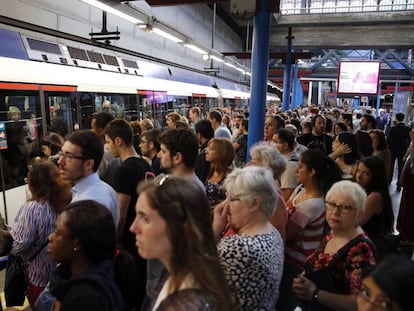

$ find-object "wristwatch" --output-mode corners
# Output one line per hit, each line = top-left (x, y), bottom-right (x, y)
(312, 288), (320, 303)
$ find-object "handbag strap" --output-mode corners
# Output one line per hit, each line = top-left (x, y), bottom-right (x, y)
(28, 241), (48, 262)
(328, 235), (375, 269)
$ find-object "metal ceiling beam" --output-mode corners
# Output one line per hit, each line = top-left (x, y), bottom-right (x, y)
(145, 0), (227, 5)
(222, 51), (314, 63)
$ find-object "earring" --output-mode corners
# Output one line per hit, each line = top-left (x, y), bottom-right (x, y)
(73, 247), (79, 252)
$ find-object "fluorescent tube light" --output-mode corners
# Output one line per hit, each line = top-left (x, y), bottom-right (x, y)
(224, 62), (237, 69)
(210, 55), (225, 63)
(185, 44), (207, 55)
(153, 27), (183, 43)
(81, 0), (143, 24)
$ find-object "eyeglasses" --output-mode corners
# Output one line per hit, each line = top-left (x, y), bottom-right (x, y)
(226, 193), (241, 202)
(58, 151), (84, 162)
(358, 287), (393, 311)
(325, 201), (355, 214)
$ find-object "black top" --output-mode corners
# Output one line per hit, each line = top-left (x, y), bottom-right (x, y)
(297, 133), (333, 155)
(114, 156), (152, 308)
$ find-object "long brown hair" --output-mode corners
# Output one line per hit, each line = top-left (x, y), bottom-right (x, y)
(138, 175), (233, 310)
(27, 160), (72, 213)
(207, 138), (234, 181)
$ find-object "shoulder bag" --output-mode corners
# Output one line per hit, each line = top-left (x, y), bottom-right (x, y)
(5, 241), (48, 306)
(302, 236), (375, 311)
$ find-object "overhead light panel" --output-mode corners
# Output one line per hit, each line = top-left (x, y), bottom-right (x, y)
(80, 0), (143, 24)
(185, 44), (207, 55)
(210, 55), (225, 63)
(224, 62), (237, 69)
(153, 27), (184, 43)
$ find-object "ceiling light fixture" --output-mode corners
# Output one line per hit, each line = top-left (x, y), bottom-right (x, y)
(80, 0), (143, 24)
(224, 62), (237, 69)
(185, 44), (207, 55)
(210, 55), (225, 63)
(153, 27), (184, 43)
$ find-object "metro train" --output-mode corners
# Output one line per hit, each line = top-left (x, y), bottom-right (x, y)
(0, 27), (279, 225)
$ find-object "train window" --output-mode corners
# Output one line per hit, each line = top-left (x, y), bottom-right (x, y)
(124, 94), (139, 121)
(0, 91), (42, 190)
(79, 93), (128, 129)
(138, 91), (168, 123)
(94, 95), (125, 118)
(44, 92), (76, 137)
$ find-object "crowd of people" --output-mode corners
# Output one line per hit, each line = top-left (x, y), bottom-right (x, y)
(4, 104), (414, 311)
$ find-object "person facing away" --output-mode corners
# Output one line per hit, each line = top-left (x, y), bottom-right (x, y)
(104, 119), (152, 309)
(35, 200), (136, 311)
(91, 112), (122, 187)
(11, 160), (72, 310)
(387, 112), (411, 191)
(207, 110), (232, 141)
(58, 130), (120, 227)
(130, 174), (233, 311)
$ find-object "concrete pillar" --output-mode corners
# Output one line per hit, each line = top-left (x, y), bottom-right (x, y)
(247, 0), (271, 159)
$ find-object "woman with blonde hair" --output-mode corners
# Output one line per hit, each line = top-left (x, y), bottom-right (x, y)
(293, 180), (376, 311)
(204, 138), (235, 208)
(10, 160), (72, 310)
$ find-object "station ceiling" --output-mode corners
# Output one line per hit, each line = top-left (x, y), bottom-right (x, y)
(111, 1), (414, 92)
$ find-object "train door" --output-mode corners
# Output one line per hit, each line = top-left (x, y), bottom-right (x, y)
(0, 83), (42, 189)
(191, 93), (208, 117)
(43, 86), (77, 137)
(138, 90), (167, 128)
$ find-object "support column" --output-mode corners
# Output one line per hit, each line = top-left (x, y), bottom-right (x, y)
(308, 81), (313, 106)
(318, 81), (323, 106)
(282, 27), (293, 112)
(247, 0), (271, 158)
(376, 83), (381, 117)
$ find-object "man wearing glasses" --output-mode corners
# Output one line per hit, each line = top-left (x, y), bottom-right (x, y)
(58, 130), (120, 227)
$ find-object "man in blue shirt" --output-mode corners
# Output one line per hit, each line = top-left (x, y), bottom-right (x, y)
(58, 130), (120, 226)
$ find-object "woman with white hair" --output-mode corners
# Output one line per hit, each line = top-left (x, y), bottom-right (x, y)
(213, 166), (284, 310)
(292, 180), (376, 311)
(250, 142), (287, 241)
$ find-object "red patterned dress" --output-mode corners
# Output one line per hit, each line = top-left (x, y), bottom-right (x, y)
(304, 232), (376, 294)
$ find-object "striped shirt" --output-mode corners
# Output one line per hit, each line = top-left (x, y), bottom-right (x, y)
(285, 185), (325, 267)
(11, 200), (57, 287)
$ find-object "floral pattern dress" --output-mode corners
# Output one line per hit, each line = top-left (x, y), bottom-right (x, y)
(205, 179), (226, 208)
(304, 232), (376, 294)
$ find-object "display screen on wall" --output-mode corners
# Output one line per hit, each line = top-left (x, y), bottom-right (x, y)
(337, 61), (381, 95)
